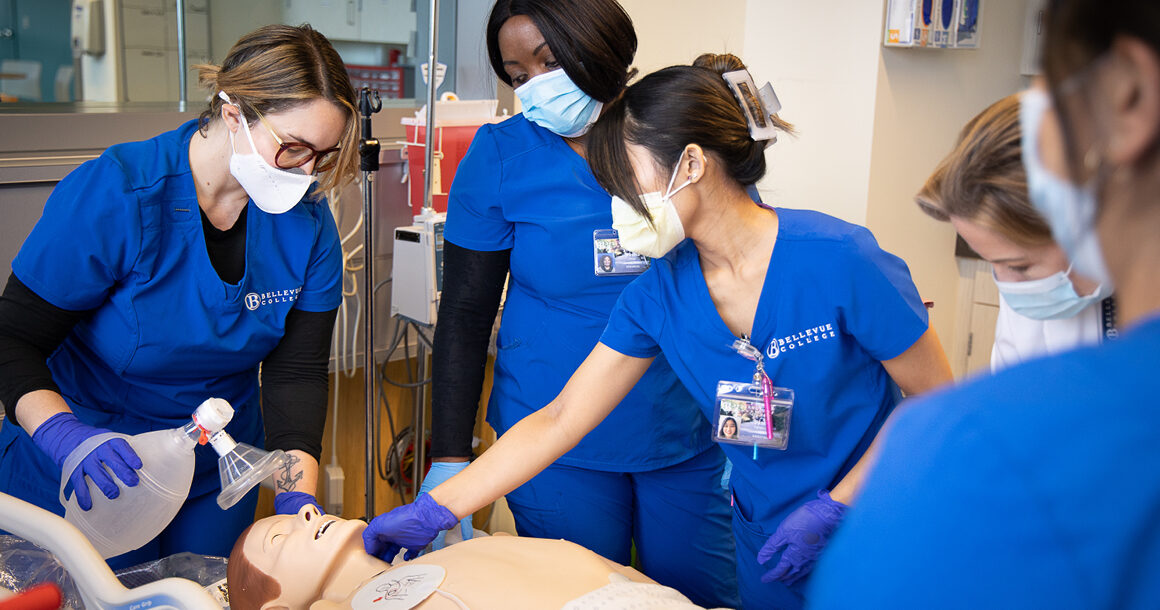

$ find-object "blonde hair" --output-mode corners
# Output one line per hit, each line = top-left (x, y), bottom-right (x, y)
(194, 24), (359, 195)
(915, 94), (1054, 248)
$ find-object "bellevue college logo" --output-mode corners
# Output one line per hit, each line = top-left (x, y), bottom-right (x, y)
(245, 287), (303, 311)
(766, 322), (838, 359)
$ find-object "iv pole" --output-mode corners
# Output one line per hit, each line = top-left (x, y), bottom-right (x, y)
(359, 88), (382, 521)
(412, 0), (441, 494)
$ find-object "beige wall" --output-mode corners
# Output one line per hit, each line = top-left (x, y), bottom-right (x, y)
(620, 0), (747, 76)
(743, 0), (886, 225)
(864, 0), (1031, 354)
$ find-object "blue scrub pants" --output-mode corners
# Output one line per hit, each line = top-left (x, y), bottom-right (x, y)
(0, 422), (258, 570)
(732, 500), (808, 609)
(504, 445), (739, 608)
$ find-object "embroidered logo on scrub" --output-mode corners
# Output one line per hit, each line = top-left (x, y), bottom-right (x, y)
(767, 322), (838, 359)
(244, 287), (303, 311)
(351, 564), (446, 609)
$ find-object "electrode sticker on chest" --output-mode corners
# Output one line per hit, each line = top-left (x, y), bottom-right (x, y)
(351, 565), (446, 610)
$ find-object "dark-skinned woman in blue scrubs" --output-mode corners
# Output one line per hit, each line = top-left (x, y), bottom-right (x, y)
(418, 1), (738, 606)
(0, 24), (357, 568)
(364, 54), (954, 609)
(811, 1), (1160, 607)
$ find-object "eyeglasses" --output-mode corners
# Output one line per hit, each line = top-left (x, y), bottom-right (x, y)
(256, 113), (341, 173)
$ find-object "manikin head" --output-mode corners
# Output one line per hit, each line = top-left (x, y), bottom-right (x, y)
(228, 506), (379, 610)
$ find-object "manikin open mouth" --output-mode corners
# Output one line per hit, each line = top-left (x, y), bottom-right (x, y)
(315, 519), (336, 540)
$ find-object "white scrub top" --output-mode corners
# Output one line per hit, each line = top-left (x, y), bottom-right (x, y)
(990, 295), (1106, 372)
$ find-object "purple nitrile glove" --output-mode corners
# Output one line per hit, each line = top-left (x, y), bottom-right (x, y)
(757, 489), (848, 586)
(418, 461), (474, 551)
(362, 493), (458, 562)
(31, 412), (142, 511)
(274, 491), (324, 515)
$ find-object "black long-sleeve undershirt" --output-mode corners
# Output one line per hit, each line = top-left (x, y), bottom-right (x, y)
(0, 208), (336, 462)
(429, 241), (510, 459)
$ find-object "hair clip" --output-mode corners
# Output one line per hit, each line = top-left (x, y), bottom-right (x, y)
(721, 70), (782, 144)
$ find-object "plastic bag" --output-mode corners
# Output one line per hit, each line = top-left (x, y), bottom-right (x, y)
(115, 553), (229, 609)
(0, 535), (85, 609)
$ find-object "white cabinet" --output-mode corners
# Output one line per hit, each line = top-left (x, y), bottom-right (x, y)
(360, 0), (415, 45)
(950, 257), (1000, 379)
(120, 0), (211, 102)
(284, 0), (415, 45)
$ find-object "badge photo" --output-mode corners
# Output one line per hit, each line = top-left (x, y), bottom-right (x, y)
(593, 229), (651, 276)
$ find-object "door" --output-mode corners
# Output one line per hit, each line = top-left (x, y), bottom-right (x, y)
(0, 0), (15, 59)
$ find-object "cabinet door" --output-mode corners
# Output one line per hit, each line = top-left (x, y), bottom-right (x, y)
(122, 5), (168, 49)
(285, 0), (359, 41)
(124, 48), (171, 101)
(965, 302), (1000, 376)
(360, 0), (416, 44)
(165, 6), (211, 52)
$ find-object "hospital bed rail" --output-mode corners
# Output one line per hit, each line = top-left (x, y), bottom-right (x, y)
(0, 492), (220, 610)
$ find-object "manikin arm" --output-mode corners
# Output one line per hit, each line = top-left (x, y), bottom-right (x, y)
(430, 344), (653, 518)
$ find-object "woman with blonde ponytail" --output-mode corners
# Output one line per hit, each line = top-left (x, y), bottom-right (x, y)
(0, 23), (357, 568)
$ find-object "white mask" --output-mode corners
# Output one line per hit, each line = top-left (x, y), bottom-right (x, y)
(1019, 88), (1113, 290)
(611, 155), (693, 259)
(220, 91), (314, 215)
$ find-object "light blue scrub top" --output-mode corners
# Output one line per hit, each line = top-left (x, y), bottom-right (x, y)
(599, 208), (929, 527)
(443, 114), (712, 471)
(810, 313), (1160, 609)
(5, 119), (342, 496)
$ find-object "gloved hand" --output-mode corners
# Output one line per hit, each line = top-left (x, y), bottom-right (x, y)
(31, 412), (142, 511)
(274, 491), (324, 515)
(757, 489), (848, 586)
(419, 461), (473, 550)
(363, 493), (458, 562)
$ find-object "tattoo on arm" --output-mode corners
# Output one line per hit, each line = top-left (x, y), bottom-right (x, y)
(276, 452), (305, 494)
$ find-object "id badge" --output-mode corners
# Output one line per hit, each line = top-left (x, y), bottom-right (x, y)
(593, 229), (650, 276)
(713, 380), (794, 450)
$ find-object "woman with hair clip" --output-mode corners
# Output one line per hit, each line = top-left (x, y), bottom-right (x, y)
(415, 1), (738, 606)
(916, 93), (1114, 372)
(364, 53), (953, 609)
(0, 24), (358, 567)
(810, 0), (1160, 606)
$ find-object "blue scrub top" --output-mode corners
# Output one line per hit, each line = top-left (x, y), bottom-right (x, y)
(810, 313), (1160, 609)
(600, 208), (929, 527)
(5, 119), (342, 496)
(444, 114), (712, 471)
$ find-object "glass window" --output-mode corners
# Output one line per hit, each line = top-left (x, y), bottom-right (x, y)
(0, 0), (460, 111)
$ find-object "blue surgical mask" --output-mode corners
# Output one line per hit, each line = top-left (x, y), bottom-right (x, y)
(515, 69), (603, 138)
(994, 267), (1110, 320)
(1019, 88), (1114, 290)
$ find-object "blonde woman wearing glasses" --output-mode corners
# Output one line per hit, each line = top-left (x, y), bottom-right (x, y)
(0, 24), (358, 568)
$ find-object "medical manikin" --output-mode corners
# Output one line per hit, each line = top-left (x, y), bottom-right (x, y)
(227, 506), (711, 610)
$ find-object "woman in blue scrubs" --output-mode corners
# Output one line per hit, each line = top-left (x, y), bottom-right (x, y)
(810, 1), (1160, 607)
(420, 1), (738, 606)
(366, 54), (954, 609)
(0, 24), (357, 567)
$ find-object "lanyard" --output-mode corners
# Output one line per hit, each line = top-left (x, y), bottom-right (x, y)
(732, 335), (775, 440)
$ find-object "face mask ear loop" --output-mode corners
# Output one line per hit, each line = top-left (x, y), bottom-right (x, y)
(665, 149), (694, 200)
(219, 91), (262, 158)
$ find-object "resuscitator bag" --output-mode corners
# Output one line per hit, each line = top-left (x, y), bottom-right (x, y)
(58, 400), (234, 560)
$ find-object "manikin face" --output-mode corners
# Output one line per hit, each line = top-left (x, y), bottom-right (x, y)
(241, 505), (367, 607)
